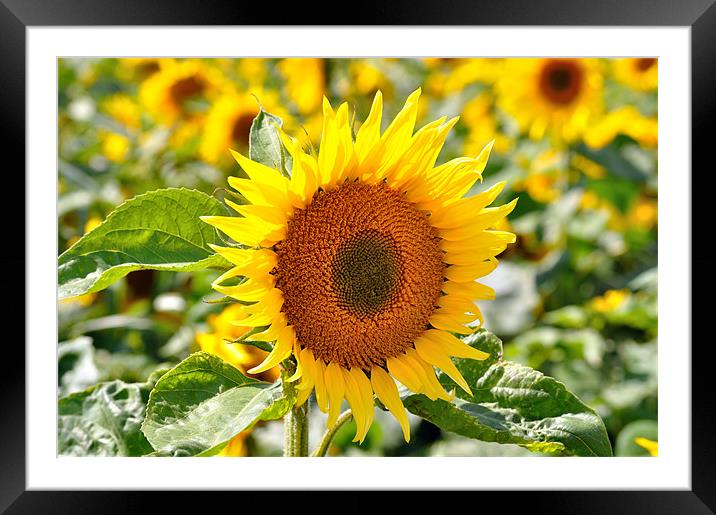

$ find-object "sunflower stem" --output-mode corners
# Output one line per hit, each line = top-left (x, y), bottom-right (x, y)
(284, 401), (309, 457)
(311, 410), (353, 457)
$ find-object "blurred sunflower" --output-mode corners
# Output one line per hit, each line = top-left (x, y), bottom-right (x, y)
(101, 93), (141, 130)
(197, 303), (280, 383)
(584, 106), (657, 149)
(201, 89), (517, 443)
(496, 58), (603, 142)
(200, 89), (289, 165)
(461, 93), (512, 155)
(612, 58), (658, 92)
(139, 59), (224, 126)
(424, 58), (505, 98)
(278, 58), (325, 116)
(116, 57), (162, 82)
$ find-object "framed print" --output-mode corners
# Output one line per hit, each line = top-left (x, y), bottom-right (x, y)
(2, 0), (713, 512)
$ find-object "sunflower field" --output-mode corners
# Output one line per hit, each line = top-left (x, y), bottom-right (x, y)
(58, 58), (657, 458)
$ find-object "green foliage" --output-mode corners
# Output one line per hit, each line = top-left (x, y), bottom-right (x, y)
(58, 188), (231, 299)
(141, 352), (290, 456)
(404, 330), (613, 457)
(249, 107), (292, 176)
(58, 370), (166, 456)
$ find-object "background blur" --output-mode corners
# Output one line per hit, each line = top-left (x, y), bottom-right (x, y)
(58, 57), (658, 457)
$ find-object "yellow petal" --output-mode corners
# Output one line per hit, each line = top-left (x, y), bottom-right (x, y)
(200, 215), (280, 247)
(371, 366), (411, 442)
(443, 280), (496, 301)
(325, 362), (345, 428)
(341, 367), (367, 443)
(403, 349), (452, 402)
(408, 350), (454, 402)
(386, 354), (423, 393)
(230, 149), (289, 193)
(429, 312), (472, 334)
(414, 335), (473, 396)
(313, 358), (329, 413)
(350, 368), (374, 442)
(422, 329), (490, 360)
(354, 90), (383, 162)
(444, 258), (498, 282)
(247, 324), (294, 374)
(240, 288), (284, 326)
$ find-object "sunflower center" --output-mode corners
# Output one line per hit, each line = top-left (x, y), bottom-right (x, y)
(232, 113), (256, 146)
(635, 58), (656, 72)
(539, 59), (583, 105)
(169, 75), (205, 106)
(332, 229), (401, 316)
(274, 181), (445, 369)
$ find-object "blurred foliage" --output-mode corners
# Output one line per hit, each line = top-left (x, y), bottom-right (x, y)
(58, 57), (657, 456)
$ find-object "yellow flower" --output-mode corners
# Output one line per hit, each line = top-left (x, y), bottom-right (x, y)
(197, 303), (280, 383)
(278, 58), (325, 116)
(461, 94), (512, 155)
(627, 197), (658, 231)
(591, 289), (630, 313)
(237, 58), (268, 85)
(101, 94), (141, 130)
(612, 58), (658, 92)
(100, 131), (131, 162)
(424, 58), (506, 97)
(200, 89), (288, 165)
(116, 58), (162, 82)
(496, 58), (603, 142)
(634, 437), (658, 457)
(201, 89), (517, 443)
(584, 106), (657, 149)
(521, 173), (562, 203)
(349, 60), (391, 97)
(139, 59), (224, 125)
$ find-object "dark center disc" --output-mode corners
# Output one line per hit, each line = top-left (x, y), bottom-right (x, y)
(538, 59), (584, 105)
(331, 229), (401, 317)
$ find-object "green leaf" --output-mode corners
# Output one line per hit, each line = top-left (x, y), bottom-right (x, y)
(404, 329), (612, 457)
(249, 107), (292, 176)
(58, 188), (231, 299)
(57, 371), (166, 457)
(141, 352), (289, 457)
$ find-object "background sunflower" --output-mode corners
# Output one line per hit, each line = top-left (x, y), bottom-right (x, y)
(58, 57), (657, 457)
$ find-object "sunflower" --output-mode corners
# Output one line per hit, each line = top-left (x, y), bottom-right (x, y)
(139, 59), (224, 126)
(612, 58), (658, 92)
(496, 58), (603, 142)
(201, 89), (517, 443)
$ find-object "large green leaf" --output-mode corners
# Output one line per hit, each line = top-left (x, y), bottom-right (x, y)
(58, 188), (231, 299)
(57, 370), (166, 457)
(249, 108), (292, 177)
(404, 330), (612, 457)
(141, 352), (290, 457)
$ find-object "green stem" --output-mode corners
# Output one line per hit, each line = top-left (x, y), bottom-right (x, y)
(311, 410), (353, 457)
(284, 401), (309, 457)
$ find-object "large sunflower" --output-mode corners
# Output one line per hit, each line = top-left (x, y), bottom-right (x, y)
(201, 89), (516, 443)
(496, 58), (603, 142)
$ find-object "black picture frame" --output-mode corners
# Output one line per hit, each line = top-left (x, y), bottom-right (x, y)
(3, 0), (712, 512)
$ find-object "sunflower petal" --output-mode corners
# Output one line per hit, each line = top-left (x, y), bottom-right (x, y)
(247, 324), (294, 374)
(371, 366), (411, 442)
(325, 362), (345, 428)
